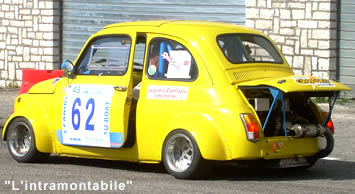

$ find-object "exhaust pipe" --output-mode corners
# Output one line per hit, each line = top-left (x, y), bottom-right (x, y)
(289, 124), (334, 158)
(289, 124), (326, 138)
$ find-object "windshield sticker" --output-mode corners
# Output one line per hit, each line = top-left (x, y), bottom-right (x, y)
(147, 85), (189, 100)
(61, 84), (118, 147)
(148, 65), (157, 75)
(294, 76), (335, 89)
(163, 51), (192, 79)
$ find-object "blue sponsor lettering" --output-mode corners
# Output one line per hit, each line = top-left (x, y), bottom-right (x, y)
(62, 97), (68, 128)
(104, 102), (110, 131)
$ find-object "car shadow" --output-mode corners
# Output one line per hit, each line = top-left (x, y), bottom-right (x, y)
(44, 156), (355, 181)
(45, 155), (167, 174)
(208, 159), (355, 181)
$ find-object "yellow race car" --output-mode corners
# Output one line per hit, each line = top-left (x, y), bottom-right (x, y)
(2, 20), (351, 179)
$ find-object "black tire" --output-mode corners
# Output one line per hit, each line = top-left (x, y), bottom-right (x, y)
(303, 157), (318, 169)
(6, 117), (49, 163)
(162, 129), (209, 179)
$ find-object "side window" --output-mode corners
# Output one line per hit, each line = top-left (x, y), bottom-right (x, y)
(146, 39), (198, 80)
(133, 36), (146, 72)
(76, 36), (131, 76)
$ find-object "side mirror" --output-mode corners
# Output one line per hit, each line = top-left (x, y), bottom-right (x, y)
(61, 60), (75, 79)
(61, 60), (74, 73)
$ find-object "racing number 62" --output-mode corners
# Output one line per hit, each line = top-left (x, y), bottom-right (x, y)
(72, 97), (95, 131)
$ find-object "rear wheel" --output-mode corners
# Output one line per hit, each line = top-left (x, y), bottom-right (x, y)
(6, 117), (49, 163)
(162, 129), (208, 179)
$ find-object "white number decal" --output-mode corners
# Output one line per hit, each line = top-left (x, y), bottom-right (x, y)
(62, 84), (114, 147)
(70, 97), (95, 131)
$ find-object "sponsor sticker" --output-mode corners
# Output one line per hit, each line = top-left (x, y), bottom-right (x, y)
(147, 85), (189, 100)
(272, 142), (284, 153)
(293, 76), (335, 89)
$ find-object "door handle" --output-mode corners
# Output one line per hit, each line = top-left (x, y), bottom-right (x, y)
(114, 86), (127, 92)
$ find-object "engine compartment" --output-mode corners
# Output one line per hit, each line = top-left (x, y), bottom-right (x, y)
(241, 88), (325, 138)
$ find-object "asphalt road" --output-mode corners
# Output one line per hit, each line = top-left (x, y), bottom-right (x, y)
(0, 90), (354, 193)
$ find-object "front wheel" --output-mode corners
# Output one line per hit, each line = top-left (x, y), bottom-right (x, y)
(6, 117), (49, 163)
(162, 129), (209, 179)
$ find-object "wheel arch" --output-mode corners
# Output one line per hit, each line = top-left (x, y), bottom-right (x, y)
(3, 109), (54, 154)
(162, 112), (231, 161)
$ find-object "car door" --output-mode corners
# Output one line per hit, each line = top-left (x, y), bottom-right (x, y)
(56, 35), (134, 151)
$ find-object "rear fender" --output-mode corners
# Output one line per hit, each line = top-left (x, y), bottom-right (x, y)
(164, 112), (230, 161)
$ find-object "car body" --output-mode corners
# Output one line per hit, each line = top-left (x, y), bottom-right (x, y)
(2, 20), (351, 179)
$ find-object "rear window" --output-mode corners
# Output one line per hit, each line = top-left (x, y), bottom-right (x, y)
(217, 34), (283, 64)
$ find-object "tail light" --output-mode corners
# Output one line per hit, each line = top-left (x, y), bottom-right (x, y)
(241, 113), (260, 142)
(322, 112), (334, 134)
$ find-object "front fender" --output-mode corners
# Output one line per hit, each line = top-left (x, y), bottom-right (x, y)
(165, 112), (231, 161)
(3, 103), (54, 154)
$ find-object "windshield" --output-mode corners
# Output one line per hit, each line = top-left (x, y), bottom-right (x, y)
(217, 34), (283, 64)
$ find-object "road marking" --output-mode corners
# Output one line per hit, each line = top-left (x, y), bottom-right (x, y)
(323, 157), (341, 161)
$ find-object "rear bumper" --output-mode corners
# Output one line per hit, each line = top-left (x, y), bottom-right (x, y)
(227, 136), (318, 162)
(261, 137), (318, 159)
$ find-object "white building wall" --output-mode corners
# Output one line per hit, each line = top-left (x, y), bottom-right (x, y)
(246, 0), (337, 79)
(0, 0), (60, 87)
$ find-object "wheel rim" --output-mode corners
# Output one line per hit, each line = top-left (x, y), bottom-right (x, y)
(8, 122), (32, 157)
(165, 133), (194, 173)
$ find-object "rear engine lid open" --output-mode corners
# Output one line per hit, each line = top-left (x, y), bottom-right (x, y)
(237, 75), (351, 139)
(237, 75), (351, 93)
